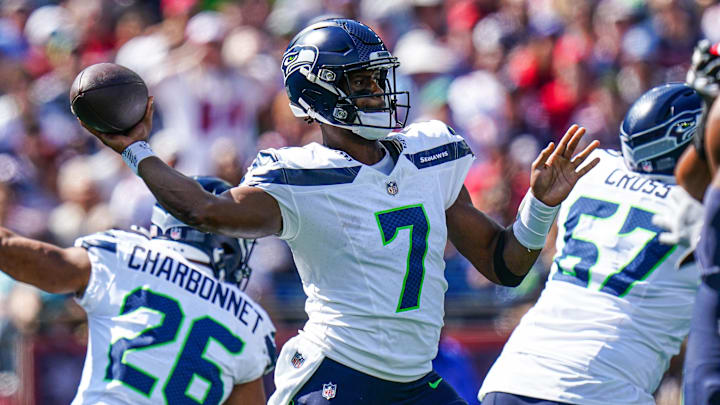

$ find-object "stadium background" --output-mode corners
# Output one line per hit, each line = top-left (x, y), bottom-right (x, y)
(0, 0), (715, 403)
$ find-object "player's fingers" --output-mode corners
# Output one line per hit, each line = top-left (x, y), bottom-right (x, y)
(658, 232), (680, 246)
(95, 132), (126, 151)
(565, 126), (587, 158)
(571, 140), (600, 167)
(144, 96), (154, 122)
(574, 156), (600, 178)
(651, 214), (673, 230)
(79, 119), (104, 136)
(126, 97), (154, 141)
(555, 124), (579, 157)
(80, 120), (110, 140)
(137, 96), (154, 128)
(101, 131), (127, 143)
(703, 58), (720, 76)
(79, 118), (125, 139)
(532, 142), (555, 170)
(79, 119), (100, 136)
(78, 118), (134, 153)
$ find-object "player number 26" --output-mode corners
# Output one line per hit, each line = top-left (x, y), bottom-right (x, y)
(105, 288), (249, 404)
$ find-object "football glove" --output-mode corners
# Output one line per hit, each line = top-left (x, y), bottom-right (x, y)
(685, 40), (720, 161)
(686, 39), (720, 102)
(652, 187), (704, 269)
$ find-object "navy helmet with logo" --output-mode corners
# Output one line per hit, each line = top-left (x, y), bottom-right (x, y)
(620, 83), (702, 178)
(150, 176), (255, 289)
(281, 18), (410, 140)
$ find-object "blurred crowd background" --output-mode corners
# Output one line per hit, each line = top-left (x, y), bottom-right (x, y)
(0, 0), (717, 403)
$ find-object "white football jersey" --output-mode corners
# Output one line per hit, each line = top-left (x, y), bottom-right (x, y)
(70, 230), (276, 405)
(479, 149), (700, 405)
(242, 120), (474, 382)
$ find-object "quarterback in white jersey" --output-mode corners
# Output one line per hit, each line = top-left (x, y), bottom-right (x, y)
(0, 177), (275, 405)
(85, 19), (600, 405)
(479, 84), (703, 405)
(241, 119), (473, 383)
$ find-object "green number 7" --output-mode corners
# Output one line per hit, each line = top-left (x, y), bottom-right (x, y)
(375, 204), (430, 312)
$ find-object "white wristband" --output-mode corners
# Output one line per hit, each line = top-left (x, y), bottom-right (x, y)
(121, 141), (154, 175)
(512, 189), (560, 250)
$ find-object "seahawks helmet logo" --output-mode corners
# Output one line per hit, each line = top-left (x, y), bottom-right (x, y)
(670, 117), (699, 145)
(282, 45), (318, 80)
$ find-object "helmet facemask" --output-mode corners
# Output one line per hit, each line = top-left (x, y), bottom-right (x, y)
(331, 57), (410, 140)
(212, 236), (256, 291)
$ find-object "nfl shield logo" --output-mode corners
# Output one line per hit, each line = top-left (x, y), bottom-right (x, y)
(640, 160), (653, 172)
(386, 181), (399, 196)
(322, 382), (337, 400)
(169, 228), (182, 240)
(291, 352), (305, 368)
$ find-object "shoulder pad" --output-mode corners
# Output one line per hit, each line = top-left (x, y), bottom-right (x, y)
(74, 229), (147, 253)
(400, 120), (451, 136)
(248, 149), (280, 169)
(394, 120), (466, 153)
(599, 148), (622, 158)
(74, 230), (120, 253)
(246, 145), (359, 171)
(594, 148), (624, 167)
(241, 144), (363, 187)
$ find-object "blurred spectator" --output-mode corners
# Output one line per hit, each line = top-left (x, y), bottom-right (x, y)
(210, 136), (245, 185)
(152, 10), (272, 175)
(0, 283), (41, 376)
(395, 28), (459, 124)
(48, 156), (113, 247)
(0, 1), (715, 402)
(0, 0), (708, 327)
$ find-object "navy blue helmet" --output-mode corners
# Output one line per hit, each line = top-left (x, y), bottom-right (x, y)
(620, 83), (702, 177)
(150, 176), (255, 289)
(281, 18), (410, 140)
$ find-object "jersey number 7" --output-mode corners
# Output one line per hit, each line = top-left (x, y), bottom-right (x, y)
(376, 204), (430, 312)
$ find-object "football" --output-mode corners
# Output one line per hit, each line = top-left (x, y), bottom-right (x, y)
(70, 63), (148, 133)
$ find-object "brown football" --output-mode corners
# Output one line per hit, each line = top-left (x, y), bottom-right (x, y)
(70, 63), (148, 133)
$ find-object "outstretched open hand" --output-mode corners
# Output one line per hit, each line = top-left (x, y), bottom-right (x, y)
(80, 97), (155, 154)
(531, 124), (600, 207)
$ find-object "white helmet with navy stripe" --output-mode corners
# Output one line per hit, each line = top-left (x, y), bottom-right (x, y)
(150, 176), (255, 289)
